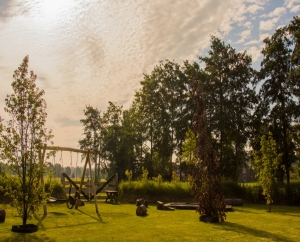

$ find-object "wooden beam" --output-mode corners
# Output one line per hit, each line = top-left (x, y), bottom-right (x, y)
(87, 152), (99, 214)
(45, 146), (93, 154)
(75, 151), (89, 209)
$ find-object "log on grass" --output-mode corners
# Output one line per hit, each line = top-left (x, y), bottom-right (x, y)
(136, 204), (147, 216)
(162, 205), (174, 211)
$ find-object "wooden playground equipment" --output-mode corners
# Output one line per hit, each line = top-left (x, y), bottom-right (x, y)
(41, 145), (118, 215)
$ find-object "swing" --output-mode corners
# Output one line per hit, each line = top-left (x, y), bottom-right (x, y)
(66, 184), (84, 209)
(43, 145), (99, 214)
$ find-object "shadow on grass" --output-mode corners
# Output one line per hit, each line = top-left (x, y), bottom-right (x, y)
(2, 232), (55, 242)
(48, 212), (68, 216)
(216, 221), (294, 242)
(34, 213), (46, 231)
(76, 208), (104, 223)
(33, 211), (68, 231)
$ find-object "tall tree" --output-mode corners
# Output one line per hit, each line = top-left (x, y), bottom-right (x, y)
(258, 18), (300, 190)
(0, 56), (53, 228)
(288, 16), (300, 100)
(102, 102), (123, 177)
(79, 105), (104, 181)
(199, 36), (257, 180)
(133, 60), (194, 179)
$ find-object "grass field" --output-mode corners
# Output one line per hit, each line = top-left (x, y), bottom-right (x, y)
(0, 201), (300, 242)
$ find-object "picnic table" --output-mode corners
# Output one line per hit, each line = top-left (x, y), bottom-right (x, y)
(105, 190), (118, 204)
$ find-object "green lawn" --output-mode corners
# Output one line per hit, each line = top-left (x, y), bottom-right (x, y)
(0, 201), (299, 242)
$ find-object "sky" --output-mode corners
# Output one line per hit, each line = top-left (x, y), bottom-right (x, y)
(0, 0), (299, 156)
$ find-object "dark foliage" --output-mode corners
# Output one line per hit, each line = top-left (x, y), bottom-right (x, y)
(190, 80), (226, 221)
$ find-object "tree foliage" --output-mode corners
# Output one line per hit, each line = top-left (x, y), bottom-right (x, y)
(0, 56), (53, 227)
(79, 105), (104, 181)
(133, 60), (194, 179)
(256, 16), (300, 189)
(180, 127), (196, 176)
(199, 36), (257, 181)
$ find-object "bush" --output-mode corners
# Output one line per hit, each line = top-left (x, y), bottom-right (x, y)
(119, 180), (192, 203)
(119, 179), (300, 205)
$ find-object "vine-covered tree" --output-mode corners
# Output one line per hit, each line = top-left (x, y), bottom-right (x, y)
(0, 56), (53, 229)
(191, 79), (226, 222)
(253, 133), (282, 212)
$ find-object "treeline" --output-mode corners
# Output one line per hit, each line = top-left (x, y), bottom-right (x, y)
(79, 16), (300, 185)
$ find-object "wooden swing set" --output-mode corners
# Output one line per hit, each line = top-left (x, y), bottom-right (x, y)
(40, 144), (99, 215)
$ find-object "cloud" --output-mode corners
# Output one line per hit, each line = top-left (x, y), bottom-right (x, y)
(0, 0), (296, 148)
(259, 33), (271, 41)
(289, 5), (300, 12)
(259, 17), (279, 31)
(0, 0), (10, 21)
(55, 117), (81, 127)
(284, 0), (300, 9)
(244, 39), (261, 45)
(261, 7), (287, 18)
(242, 29), (251, 39)
(246, 46), (262, 62)
(246, 4), (264, 14)
(244, 21), (253, 29)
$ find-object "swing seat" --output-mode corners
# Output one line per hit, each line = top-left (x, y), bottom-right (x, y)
(76, 199), (85, 206)
(49, 197), (57, 202)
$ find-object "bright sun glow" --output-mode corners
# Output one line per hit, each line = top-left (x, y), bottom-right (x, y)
(38, 0), (77, 20)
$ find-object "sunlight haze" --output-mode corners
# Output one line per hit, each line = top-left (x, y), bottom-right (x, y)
(0, 0), (299, 149)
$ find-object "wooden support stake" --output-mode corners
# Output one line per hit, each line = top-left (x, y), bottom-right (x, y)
(41, 144), (47, 216)
(75, 151), (89, 209)
(87, 151), (99, 214)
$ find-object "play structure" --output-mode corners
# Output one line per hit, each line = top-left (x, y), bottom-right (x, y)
(60, 172), (118, 207)
(41, 145), (118, 215)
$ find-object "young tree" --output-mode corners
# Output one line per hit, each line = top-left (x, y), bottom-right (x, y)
(253, 133), (282, 212)
(0, 56), (53, 229)
(180, 127), (196, 177)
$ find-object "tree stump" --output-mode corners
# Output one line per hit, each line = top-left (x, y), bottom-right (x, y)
(0, 208), (6, 222)
(157, 201), (163, 210)
(136, 198), (148, 207)
(136, 204), (147, 216)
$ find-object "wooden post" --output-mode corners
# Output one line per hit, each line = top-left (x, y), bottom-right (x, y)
(87, 151), (99, 214)
(41, 144), (47, 216)
(75, 152), (89, 209)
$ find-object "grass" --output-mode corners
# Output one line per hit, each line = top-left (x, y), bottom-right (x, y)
(0, 201), (300, 242)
